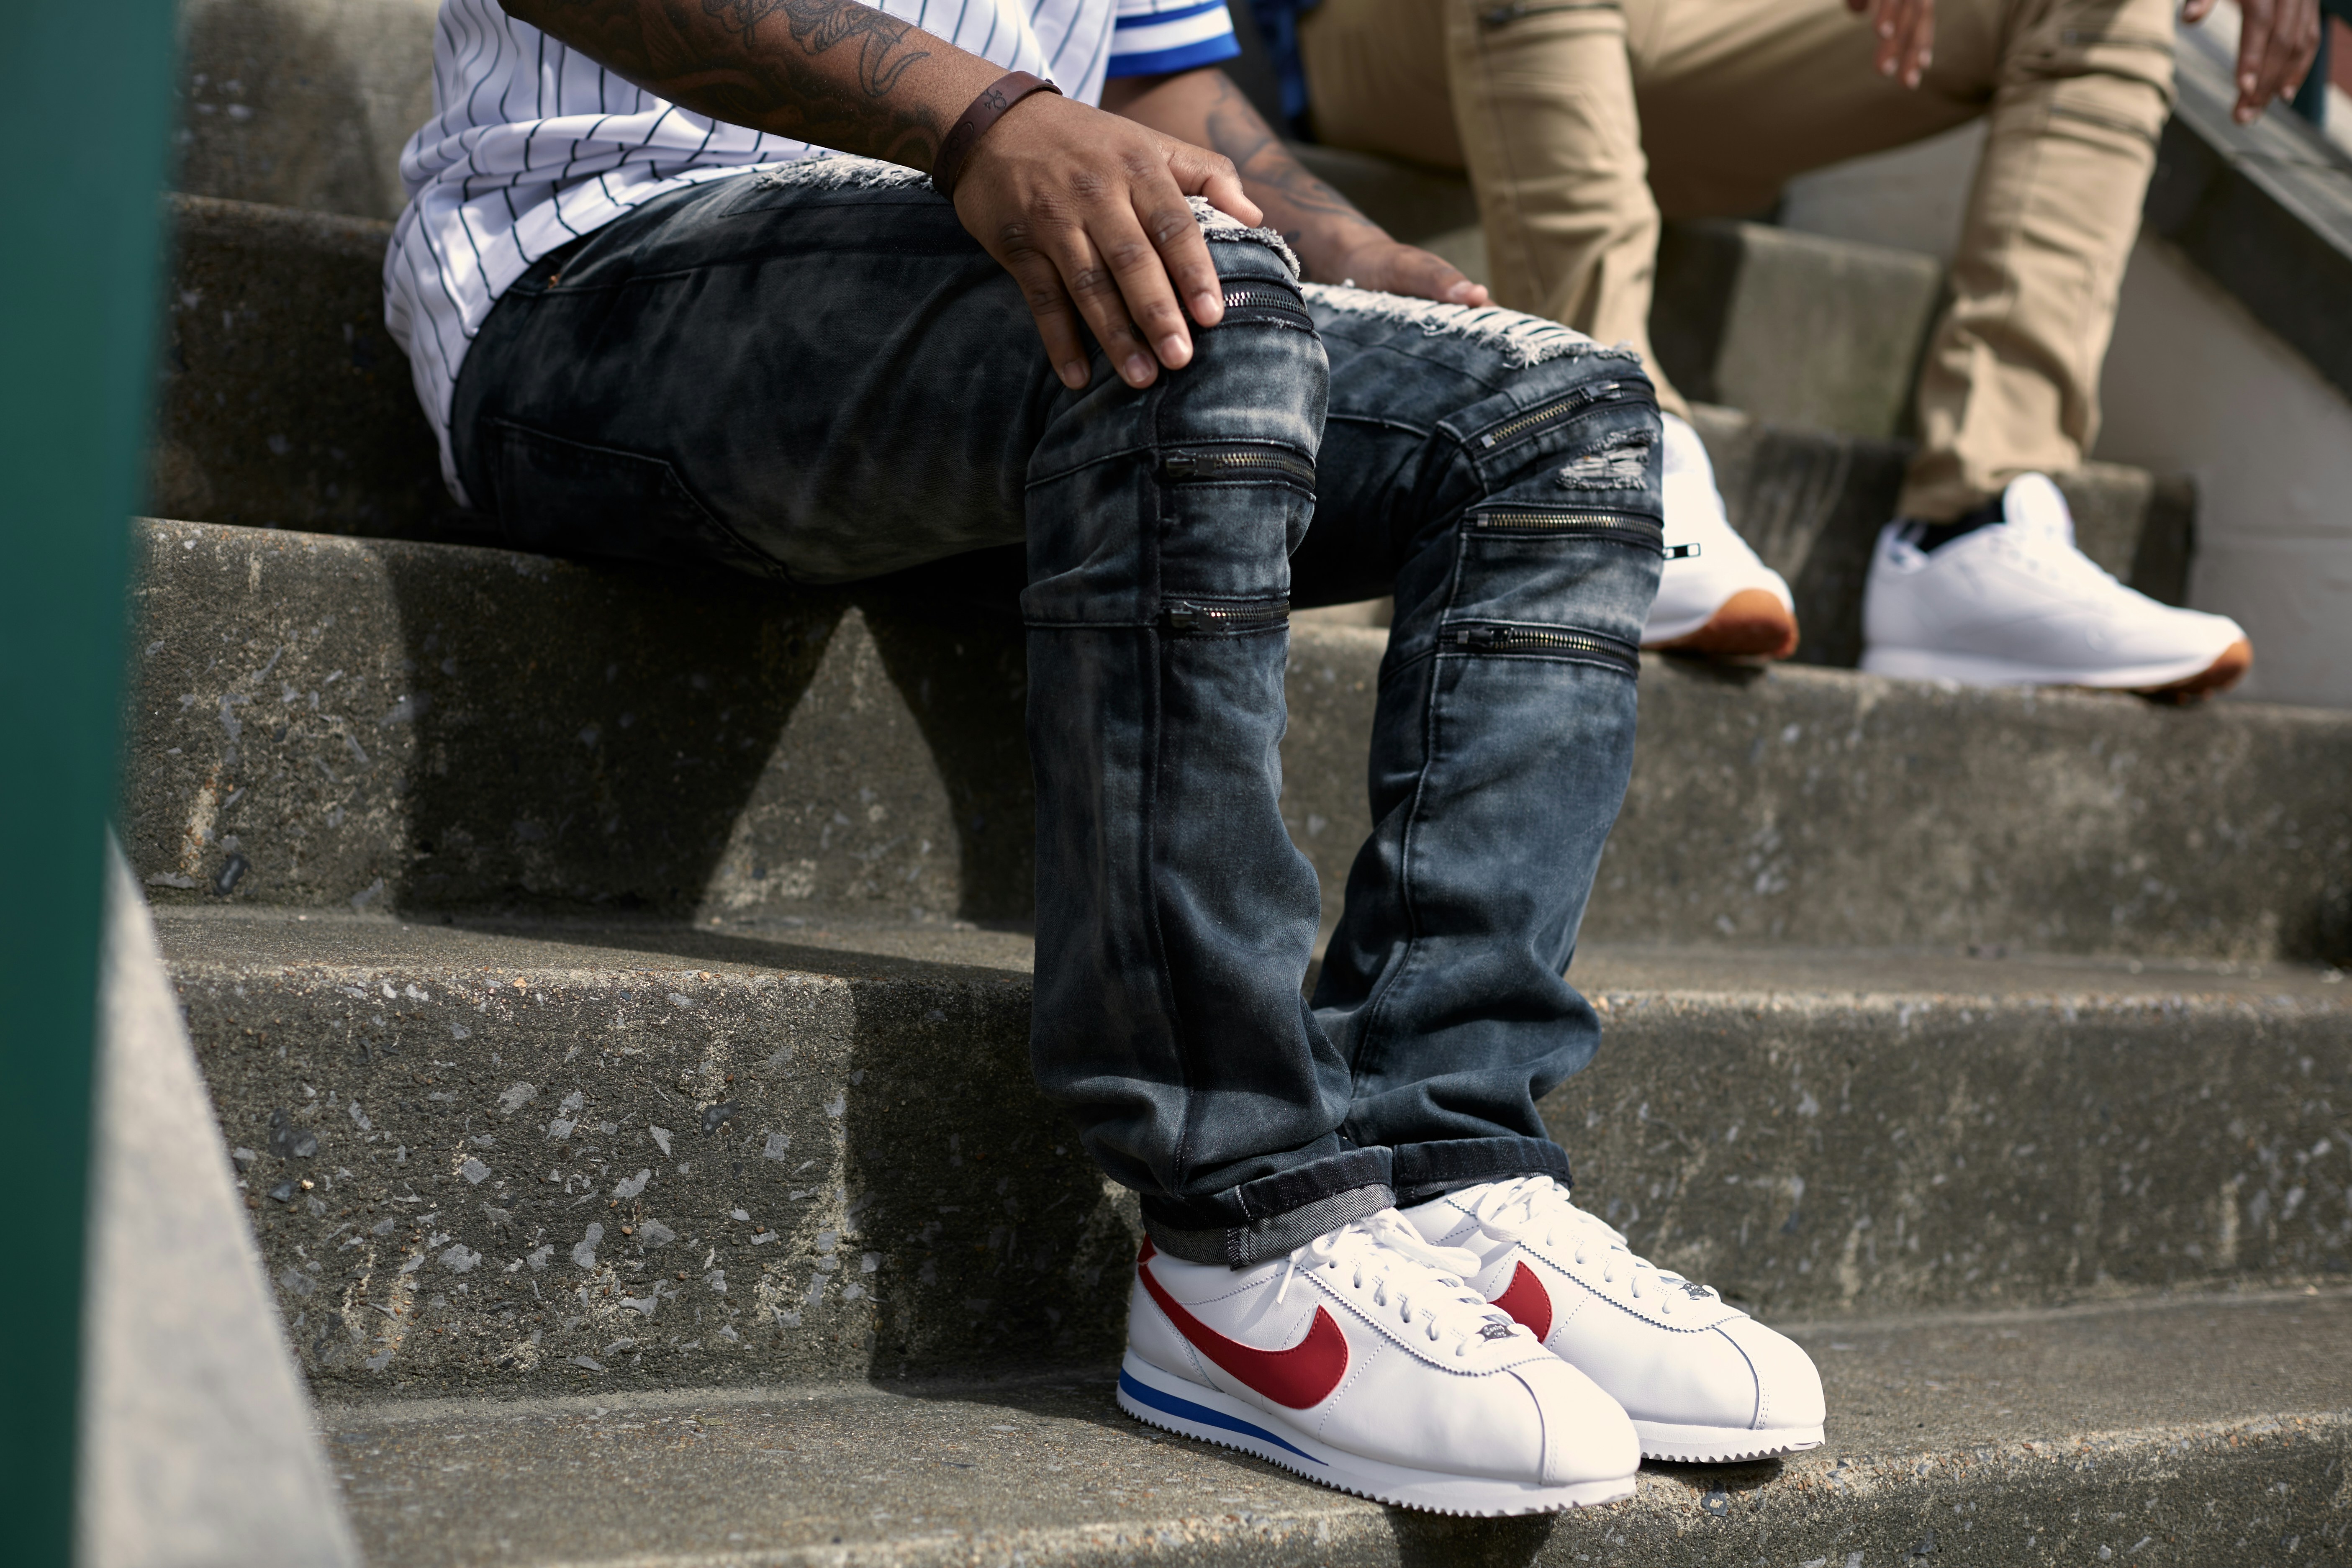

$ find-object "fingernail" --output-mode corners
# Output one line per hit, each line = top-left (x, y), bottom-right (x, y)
(1062, 362), (1089, 388)
(1158, 335), (1189, 365)
(1125, 354), (1154, 385)
(1882, 55), (1898, 74)
(1879, 18), (1894, 34)
(1193, 291), (1223, 320)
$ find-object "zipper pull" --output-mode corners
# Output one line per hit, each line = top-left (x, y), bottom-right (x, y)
(1455, 625), (1511, 650)
(1161, 452), (1203, 478)
(1664, 543), (1700, 561)
(1165, 604), (1200, 634)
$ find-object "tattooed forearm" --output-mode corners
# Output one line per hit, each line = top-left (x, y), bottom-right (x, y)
(505, 0), (958, 166)
(1197, 74), (1375, 235)
(701, 0), (929, 98)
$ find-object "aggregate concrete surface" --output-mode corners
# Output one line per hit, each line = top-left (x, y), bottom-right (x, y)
(159, 908), (2350, 1399)
(128, 520), (2352, 963)
(318, 1291), (2352, 1567)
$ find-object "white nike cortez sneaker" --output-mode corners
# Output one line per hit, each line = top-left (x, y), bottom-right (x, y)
(1403, 1177), (1824, 1463)
(1642, 411), (1798, 658)
(1860, 473), (2252, 697)
(1119, 1211), (1639, 1514)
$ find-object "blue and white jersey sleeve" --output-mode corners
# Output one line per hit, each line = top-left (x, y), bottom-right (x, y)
(1105, 0), (1242, 77)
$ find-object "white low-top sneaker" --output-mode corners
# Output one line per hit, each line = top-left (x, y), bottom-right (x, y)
(1403, 1177), (1825, 1463)
(1642, 412), (1799, 658)
(1860, 473), (2252, 697)
(1120, 1211), (1640, 1514)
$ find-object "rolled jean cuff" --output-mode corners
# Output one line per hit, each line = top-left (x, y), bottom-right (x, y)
(1391, 1136), (1573, 1209)
(1143, 1147), (1395, 1267)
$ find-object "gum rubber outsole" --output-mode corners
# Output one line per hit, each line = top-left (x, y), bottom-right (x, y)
(1115, 1352), (1636, 1516)
(1634, 1419), (1827, 1463)
(1859, 638), (2252, 699)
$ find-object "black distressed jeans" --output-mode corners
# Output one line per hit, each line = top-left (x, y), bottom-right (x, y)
(447, 158), (1662, 1265)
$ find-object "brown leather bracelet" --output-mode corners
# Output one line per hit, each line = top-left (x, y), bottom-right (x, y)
(931, 70), (1061, 201)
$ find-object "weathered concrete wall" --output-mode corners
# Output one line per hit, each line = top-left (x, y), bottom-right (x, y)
(174, 0), (438, 223)
(152, 196), (453, 539)
(126, 519), (1033, 924)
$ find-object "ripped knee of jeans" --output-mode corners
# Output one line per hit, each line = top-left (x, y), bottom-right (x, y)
(1191, 196), (1303, 280)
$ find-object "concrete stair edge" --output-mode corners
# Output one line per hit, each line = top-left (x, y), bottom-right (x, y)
(125, 518), (2352, 961)
(313, 1289), (2352, 1566)
(162, 906), (2352, 1399)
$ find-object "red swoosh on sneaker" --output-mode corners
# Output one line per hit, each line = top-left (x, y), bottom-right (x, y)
(1137, 1249), (1348, 1409)
(1494, 1261), (1553, 1342)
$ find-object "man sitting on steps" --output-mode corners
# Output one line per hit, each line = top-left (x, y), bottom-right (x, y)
(1287, 0), (2311, 694)
(386, 0), (1825, 1514)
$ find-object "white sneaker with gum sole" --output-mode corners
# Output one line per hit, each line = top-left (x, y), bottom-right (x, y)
(1861, 473), (2252, 697)
(1403, 1177), (1826, 1463)
(1119, 1211), (1640, 1514)
(1642, 412), (1799, 657)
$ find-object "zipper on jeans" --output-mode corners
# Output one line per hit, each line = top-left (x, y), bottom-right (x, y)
(1163, 600), (1292, 636)
(1444, 620), (1639, 672)
(1222, 286), (1310, 317)
(1480, 1), (1619, 27)
(1474, 382), (1625, 454)
(1161, 446), (1318, 489)
(1468, 510), (1666, 552)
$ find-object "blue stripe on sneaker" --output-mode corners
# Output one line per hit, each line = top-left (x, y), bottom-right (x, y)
(1118, 1370), (1323, 1464)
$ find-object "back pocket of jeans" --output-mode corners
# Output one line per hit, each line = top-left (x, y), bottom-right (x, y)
(482, 419), (784, 582)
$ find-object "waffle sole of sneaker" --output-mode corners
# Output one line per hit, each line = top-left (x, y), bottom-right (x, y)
(1635, 1418), (1826, 1463)
(1115, 1351), (1634, 1516)
(1858, 639), (2252, 696)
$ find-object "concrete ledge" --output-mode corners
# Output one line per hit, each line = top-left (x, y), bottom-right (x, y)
(125, 518), (1033, 924)
(1656, 223), (1944, 441)
(1285, 628), (2352, 963)
(152, 196), (2192, 681)
(317, 1291), (2352, 1565)
(155, 195), (453, 539)
(162, 908), (2347, 1395)
(128, 521), (2351, 960)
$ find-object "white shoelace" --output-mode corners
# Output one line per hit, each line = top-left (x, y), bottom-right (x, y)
(1463, 1176), (1717, 1317)
(1274, 1211), (1520, 1355)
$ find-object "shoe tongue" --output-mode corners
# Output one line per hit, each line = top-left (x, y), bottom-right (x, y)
(2000, 473), (2076, 544)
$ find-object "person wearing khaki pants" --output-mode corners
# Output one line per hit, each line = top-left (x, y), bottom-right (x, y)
(1294, 0), (2311, 694)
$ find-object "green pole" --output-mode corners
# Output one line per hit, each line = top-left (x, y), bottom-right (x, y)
(0, 7), (179, 1564)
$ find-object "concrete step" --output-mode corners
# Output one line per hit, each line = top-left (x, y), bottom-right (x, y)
(318, 1288), (2352, 1565)
(149, 192), (2194, 675)
(161, 903), (2349, 1399)
(126, 518), (2352, 960)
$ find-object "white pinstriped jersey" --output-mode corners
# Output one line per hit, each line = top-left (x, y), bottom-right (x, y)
(386, 0), (1240, 499)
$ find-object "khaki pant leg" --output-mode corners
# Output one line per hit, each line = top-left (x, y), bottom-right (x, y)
(1441, 0), (1688, 415)
(1630, 0), (1999, 221)
(1900, 0), (2175, 518)
(1297, 0), (1466, 167)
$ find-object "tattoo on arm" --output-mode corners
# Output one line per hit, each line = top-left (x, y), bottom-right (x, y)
(513, 0), (945, 166)
(1198, 74), (1371, 233)
(701, 0), (929, 98)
